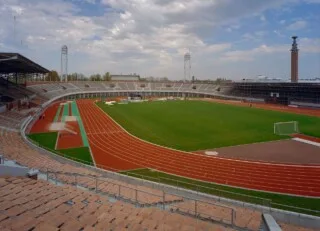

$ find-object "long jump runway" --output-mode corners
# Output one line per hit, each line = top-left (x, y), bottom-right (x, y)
(76, 99), (320, 197)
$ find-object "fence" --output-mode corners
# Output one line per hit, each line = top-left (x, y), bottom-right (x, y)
(27, 137), (320, 217)
(45, 169), (237, 229)
(25, 134), (320, 217)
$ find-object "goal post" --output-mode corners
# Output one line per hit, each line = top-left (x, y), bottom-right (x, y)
(274, 121), (299, 135)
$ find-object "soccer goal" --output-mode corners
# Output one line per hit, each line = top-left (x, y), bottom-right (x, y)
(274, 121), (299, 135)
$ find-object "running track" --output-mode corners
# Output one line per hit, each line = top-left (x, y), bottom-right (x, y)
(77, 99), (320, 197)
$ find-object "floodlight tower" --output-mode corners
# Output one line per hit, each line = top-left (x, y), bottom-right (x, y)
(184, 52), (191, 82)
(290, 36), (299, 83)
(61, 45), (68, 82)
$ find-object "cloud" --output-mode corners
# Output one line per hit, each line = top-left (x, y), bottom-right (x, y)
(286, 20), (307, 30)
(299, 38), (320, 53)
(260, 15), (266, 21)
(221, 37), (320, 62)
(279, 20), (286, 24)
(221, 44), (288, 62)
(242, 31), (267, 41)
(273, 30), (285, 37)
(304, 0), (320, 3)
(0, 0), (318, 80)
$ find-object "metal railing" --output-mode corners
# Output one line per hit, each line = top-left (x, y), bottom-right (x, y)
(25, 137), (320, 218)
(45, 168), (238, 229)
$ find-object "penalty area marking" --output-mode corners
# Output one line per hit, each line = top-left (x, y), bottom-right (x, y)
(292, 138), (320, 147)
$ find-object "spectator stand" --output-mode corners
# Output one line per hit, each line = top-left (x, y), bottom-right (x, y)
(0, 52), (49, 111)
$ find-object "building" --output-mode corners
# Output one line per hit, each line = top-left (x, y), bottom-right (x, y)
(110, 74), (140, 81)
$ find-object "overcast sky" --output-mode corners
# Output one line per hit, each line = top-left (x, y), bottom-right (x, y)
(0, 0), (319, 80)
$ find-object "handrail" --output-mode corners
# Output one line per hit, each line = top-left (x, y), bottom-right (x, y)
(46, 168), (235, 227)
(36, 142), (271, 205)
(25, 133), (320, 217)
(125, 171), (272, 204)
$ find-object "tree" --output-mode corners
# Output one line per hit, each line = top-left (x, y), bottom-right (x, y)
(67, 73), (78, 81)
(89, 74), (102, 81)
(77, 73), (86, 81)
(103, 72), (111, 81)
(46, 70), (60, 81)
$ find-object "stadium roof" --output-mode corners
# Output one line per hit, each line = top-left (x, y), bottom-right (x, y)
(0, 52), (49, 74)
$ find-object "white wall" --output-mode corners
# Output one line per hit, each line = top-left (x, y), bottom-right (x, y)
(0, 104), (6, 113)
(0, 165), (29, 177)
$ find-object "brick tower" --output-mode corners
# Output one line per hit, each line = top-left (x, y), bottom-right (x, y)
(291, 36), (299, 82)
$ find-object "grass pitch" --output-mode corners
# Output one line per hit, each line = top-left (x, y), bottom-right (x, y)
(96, 100), (320, 151)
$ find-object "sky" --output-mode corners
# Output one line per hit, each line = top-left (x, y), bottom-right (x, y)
(0, 0), (319, 80)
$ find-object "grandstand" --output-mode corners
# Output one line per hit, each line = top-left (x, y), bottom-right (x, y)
(26, 80), (320, 109)
(0, 53), (48, 112)
(228, 82), (320, 106)
(0, 54), (319, 231)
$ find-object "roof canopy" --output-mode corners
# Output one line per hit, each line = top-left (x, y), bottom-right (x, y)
(0, 52), (49, 74)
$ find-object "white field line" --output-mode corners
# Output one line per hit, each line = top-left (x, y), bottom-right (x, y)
(93, 101), (320, 169)
(292, 138), (320, 147)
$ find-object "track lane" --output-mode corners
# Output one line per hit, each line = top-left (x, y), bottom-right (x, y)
(77, 99), (320, 196)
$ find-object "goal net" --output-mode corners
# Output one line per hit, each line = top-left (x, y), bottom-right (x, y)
(274, 121), (299, 135)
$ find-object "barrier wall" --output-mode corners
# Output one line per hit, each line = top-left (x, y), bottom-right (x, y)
(0, 165), (29, 177)
(0, 104), (6, 113)
(291, 101), (320, 109)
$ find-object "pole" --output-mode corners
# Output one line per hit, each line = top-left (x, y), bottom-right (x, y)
(95, 178), (98, 192)
(231, 209), (235, 226)
(162, 191), (165, 210)
(135, 189), (138, 204)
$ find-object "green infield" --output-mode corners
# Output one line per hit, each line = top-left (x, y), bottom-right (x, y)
(59, 147), (93, 164)
(27, 132), (93, 165)
(96, 100), (320, 151)
(28, 132), (57, 149)
(121, 168), (320, 216)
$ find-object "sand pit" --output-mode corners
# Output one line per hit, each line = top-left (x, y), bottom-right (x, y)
(49, 122), (65, 131)
(48, 122), (77, 135)
(64, 116), (77, 122)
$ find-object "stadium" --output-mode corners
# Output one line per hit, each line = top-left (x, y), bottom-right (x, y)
(0, 48), (320, 231)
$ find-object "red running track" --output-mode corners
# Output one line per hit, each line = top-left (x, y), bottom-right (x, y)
(77, 99), (320, 197)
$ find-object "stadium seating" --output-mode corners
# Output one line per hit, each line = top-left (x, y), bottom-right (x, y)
(0, 111), (30, 130)
(126, 82), (135, 91)
(26, 81), (223, 100)
(0, 176), (235, 231)
(117, 82), (129, 91)
(0, 128), (268, 230)
(1, 81), (318, 230)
